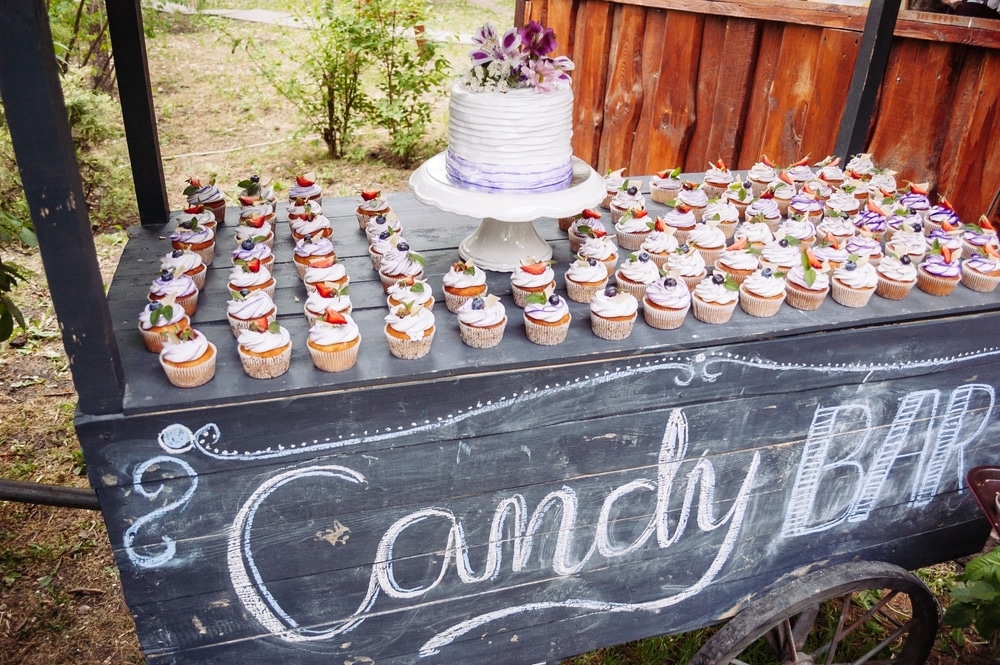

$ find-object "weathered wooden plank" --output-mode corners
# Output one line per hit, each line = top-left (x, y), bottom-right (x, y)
(740, 20), (785, 165)
(799, 28), (859, 163)
(767, 23), (825, 162)
(570, 0), (614, 166)
(625, 7), (666, 172)
(598, 4), (647, 171)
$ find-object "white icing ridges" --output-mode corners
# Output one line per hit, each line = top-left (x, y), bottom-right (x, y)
(446, 82), (574, 193)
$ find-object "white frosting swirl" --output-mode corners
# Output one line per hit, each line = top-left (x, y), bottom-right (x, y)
(511, 263), (555, 288)
(616, 255), (661, 284)
(288, 181), (322, 200)
(309, 317), (361, 346)
(150, 273), (197, 298)
(734, 222), (774, 245)
(291, 214), (332, 237)
(742, 269), (786, 297)
(687, 223), (726, 250)
(640, 231), (679, 255)
(677, 187), (708, 207)
(877, 255), (917, 282)
(524, 296), (570, 323)
(385, 305), (435, 341)
(304, 263), (348, 285)
(443, 263), (487, 289)
(566, 259), (609, 283)
(386, 279), (434, 307)
(139, 302), (186, 329)
(761, 241), (800, 267)
(234, 223), (271, 243)
(704, 200), (740, 223)
(717, 249), (760, 271)
(579, 236), (618, 262)
(160, 330), (211, 363)
(645, 278), (690, 309)
(305, 291), (352, 315)
(457, 298), (507, 327)
(379, 248), (424, 277)
(833, 262), (877, 288)
(786, 264), (829, 291)
(591, 291), (638, 317)
(693, 278), (738, 304)
(228, 265), (272, 288)
(160, 250), (203, 274)
(615, 213), (652, 234)
(238, 325), (291, 353)
(666, 248), (707, 277)
(227, 291), (275, 318)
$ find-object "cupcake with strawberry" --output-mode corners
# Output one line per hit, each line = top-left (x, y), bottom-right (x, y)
(565, 256), (609, 304)
(787, 192), (823, 221)
(643, 276), (690, 329)
(234, 212), (274, 249)
(228, 259), (275, 299)
(442, 260), (487, 312)
(811, 234), (850, 269)
(289, 209), (333, 241)
(961, 246), (1000, 293)
(170, 216), (216, 266)
(830, 256), (877, 308)
(183, 177), (226, 224)
(639, 220), (679, 269)
(845, 233), (883, 267)
(614, 207), (652, 251)
(568, 209), (606, 253)
(510, 257), (556, 308)
(917, 242), (961, 296)
(897, 182), (931, 220)
(925, 199), (961, 235)
(307, 311), (361, 372)
(766, 177), (795, 217)
(733, 218), (775, 249)
(824, 189), (862, 219)
(303, 260), (349, 296)
(176, 204), (218, 231)
(747, 155), (777, 197)
(138, 298), (190, 353)
(304, 283), (352, 326)
(657, 202), (698, 244)
(523, 291), (571, 346)
(609, 182), (645, 225)
(287, 197), (323, 222)
(714, 237), (760, 285)
(288, 171), (322, 203)
(159, 327), (217, 388)
(149, 269), (199, 316)
(875, 254), (918, 300)
(378, 242), (425, 292)
(784, 250), (830, 311)
(457, 294), (507, 349)
(704, 198), (741, 238)
(815, 155), (845, 190)
(775, 217), (817, 247)
(237, 174), (276, 212)
(816, 211), (857, 245)
(237, 320), (293, 379)
(649, 167), (682, 204)
(231, 238), (274, 272)
(590, 285), (639, 340)
(853, 200), (889, 239)
(786, 155), (814, 190)
(356, 189), (391, 230)
(691, 273), (739, 324)
(961, 216), (998, 258)
(226, 288), (277, 337)
(384, 302), (435, 359)
(237, 202), (276, 229)
(293, 234), (337, 280)
(702, 159), (734, 198)
(386, 277), (434, 311)
(886, 221), (928, 262)
(160, 249), (206, 291)
(724, 182), (754, 222)
(677, 181), (708, 221)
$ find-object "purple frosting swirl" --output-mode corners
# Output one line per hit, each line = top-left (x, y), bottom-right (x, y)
(921, 254), (961, 278)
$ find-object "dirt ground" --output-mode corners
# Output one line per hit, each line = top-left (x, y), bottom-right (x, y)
(2, 4), (1000, 665)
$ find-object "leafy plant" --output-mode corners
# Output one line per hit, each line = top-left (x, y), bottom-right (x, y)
(944, 547), (1000, 655)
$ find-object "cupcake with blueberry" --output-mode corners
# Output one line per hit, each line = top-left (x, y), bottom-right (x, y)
(293, 234), (337, 280)
(639, 220), (679, 269)
(811, 234), (850, 270)
(356, 189), (391, 230)
(176, 204), (218, 231)
(304, 283), (352, 326)
(384, 302), (435, 359)
(183, 177), (226, 224)
(138, 298), (190, 353)
(747, 155), (777, 197)
(234, 214), (274, 249)
(649, 167), (682, 204)
(875, 253), (918, 300)
(884, 210), (923, 243)
(290, 209), (333, 241)
(824, 189), (862, 219)
(614, 250), (660, 301)
(739, 267), (786, 317)
(237, 174), (276, 212)
(845, 233), (883, 267)
(784, 251), (830, 311)
(307, 310), (361, 373)
(666, 243), (708, 290)
(775, 217), (817, 247)
(457, 294), (507, 349)
(378, 242), (425, 293)
(231, 238), (274, 272)
(149, 268), (199, 316)
(228, 259), (275, 299)
(237, 320), (293, 379)
(760, 237), (802, 274)
(702, 159), (734, 199)
(160, 248), (206, 291)
(369, 230), (403, 272)
(614, 208), (652, 251)
(714, 237), (760, 285)
(568, 209), (606, 254)
(288, 172), (322, 203)
(691, 273), (739, 324)
(170, 216), (216, 266)
(442, 260), (488, 313)
(523, 291), (571, 346)
(609, 182), (645, 225)
(961, 247), (1000, 293)
(830, 256), (877, 308)
(602, 167), (626, 209)
(578, 233), (620, 276)
(916, 243), (961, 296)
(677, 181), (709, 221)
(364, 213), (402, 245)
(159, 327), (217, 388)
(226, 288), (277, 337)
(565, 256), (609, 304)
(815, 211), (856, 245)
(886, 221), (927, 262)
(386, 277), (434, 311)
(510, 258), (556, 308)
(643, 276), (691, 330)
(589, 285), (639, 340)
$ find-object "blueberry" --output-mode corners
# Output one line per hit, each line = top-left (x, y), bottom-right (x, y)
(627, 186), (638, 196)
(397, 241), (410, 252)
(471, 296), (485, 310)
(375, 214), (387, 225)
(604, 286), (618, 297)
(250, 174), (260, 183)
(901, 255), (912, 265)
(845, 261), (857, 271)
(779, 238), (789, 247)
(241, 239), (255, 251)
(379, 230), (390, 241)
(239, 288), (250, 297)
(548, 294), (562, 306)
(679, 243), (690, 253)
(638, 252), (650, 263)
(172, 249), (184, 258)
(148, 301), (161, 311)
(587, 257), (597, 266)
(303, 234), (313, 243)
(712, 273), (725, 285)
(761, 268), (773, 278)
(743, 180), (752, 189)
(664, 277), (677, 288)
(159, 269), (173, 281)
(179, 220), (191, 229)
(913, 223), (923, 233)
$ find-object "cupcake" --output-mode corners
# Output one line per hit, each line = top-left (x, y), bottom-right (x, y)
(961, 249), (1000, 293)
(733, 218), (776, 248)
(702, 159), (734, 198)
(378, 242), (425, 292)
(643, 276), (691, 329)
(456, 294), (507, 349)
(590, 285), (638, 340)
(743, 195), (782, 231)
(138, 299), (190, 353)
(303, 284), (352, 326)
(237, 321), (293, 379)
(159, 328), (217, 388)
(384, 303), (435, 359)
(160, 249), (206, 291)
(786, 157), (814, 190)
(747, 156), (777, 196)
(293, 234), (338, 280)
(523, 292), (571, 346)
(602, 168), (626, 209)
(830, 257), (878, 307)
(760, 237), (802, 274)
(686, 220), (727, 266)
(884, 210), (923, 243)
(287, 197), (323, 222)
(176, 205), (218, 231)
(149, 269), (199, 316)
(614, 251), (661, 301)
(926, 228), (964, 262)
(677, 181), (708, 221)
(226, 289), (277, 337)
(288, 172), (322, 203)
(568, 209), (606, 254)
(231, 238), (274, 272)
(183, 177), (226, 224)
(739, 267), (786, 317)
(784, 257), (830, 311)
(713, 239), (760, 285)
(386, 277), (435, 311)
(691, 273), (739, 324)
(787, 192), (823, 221)
(845, 152), (879, 179)
(307, 311), (361, 372)
(356, 189), (391, 229)
(614, 208), (652, 251)
(775, 217), (817, 247)
(869, 170), (898, 194)
(609, 182), (645, 225)
(724, 182), (754, 222)
(237, 203), (276, 230)
(666, 243), (708, 289)
(897, 183), (931, 220)
(801, 178), (833, 203)
(815, 156), (845, 190)
(236, 174), (276, 211)
(565, 256), (610, 303)
(639, 223), (680, 269)
(917, 247), (962, 296)
(766, 179), (795, 217)
(845, 234), (884, 266)
(442, 260), (488, 313)
(228, 260), (275, 299)
(886, 223), (928, 262)
(704, 198), (741, 239)
(303, 261), (349, 296)
(649, 167), (682, 204)
(853, 203), (888, 240)
(657, 203), (698, 244)
(289, 210), (333, 241)
(510, 258), (557, 308)
(824, 189), (862, 219)
(364, 213), (403, 245)
(925, 201), (962, 235)
(369, 230), (404, 272)
(811, 234), (849, 269)
(875, 254), (918, 300)
(578, 234), (620, 276)
(170, 217), (216, 266)
(961, 217), (998, 258)
(234, 216), (274, 249)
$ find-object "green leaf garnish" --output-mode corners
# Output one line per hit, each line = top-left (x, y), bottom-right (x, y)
(408, 251), (426, 266)
(525, 292), (549, 305)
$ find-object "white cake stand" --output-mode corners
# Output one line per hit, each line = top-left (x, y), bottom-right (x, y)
(409, 152), (605, 272)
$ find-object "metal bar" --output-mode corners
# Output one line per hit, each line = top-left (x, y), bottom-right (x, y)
(833, 0), (902, 162)
(106, 0), (170, 225)
(0, 479), (100, 511)
(0, 0), (125, 416)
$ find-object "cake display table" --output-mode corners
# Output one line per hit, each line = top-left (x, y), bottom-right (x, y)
(409, 153), (604, 271)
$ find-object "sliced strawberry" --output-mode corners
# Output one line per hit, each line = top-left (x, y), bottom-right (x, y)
(986, 244), (1000, 259)
(361, 189), (380, 201)
(296, 172), (316, 187)
(716, 158), (727, 170)
(521, 262), (549, 275)
(846, 169), (862, 179)
(324, 309), (348, 325)
(827, 157), (840, 167)
(655, 169), (671, 179)
(187, 177), (201, 188)
(682, 180), (698, 191)
(824, 232), (839, 249)
(247, 257), (261, 273)
(980, 215), (996, 232)
(632, 209), (648, 218)
(399, 275), (416, 286)
(591, 228), (608, 238)
(791, 155), (810, 167)
(778, 170), (793, 185)
(238, 195), (258, 207)
(942, 245), (953, 263)
(942, 220), (958, 232)
(761, 154), (774, 168)
(184, 204), (204, 214)
(730, 237), (748, 251)
(315, 282), (335, 298)
(582, 209), (602, 219)
(806, 247), (823, 269)
(909, 181), (930, 195)
(252, 315), (270, 331)
(309, 255), (334, 269)
(940, 197), (955, 212)
(866, 199), (883, 214)
(245, 215), (266, 229)
(802, 182), (815, 195)
(655, 217), (667, 232)
(760, 188), (775, 199)
(675, 202), (692, 213)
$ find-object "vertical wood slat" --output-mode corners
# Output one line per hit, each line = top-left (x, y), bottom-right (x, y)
(570, 0), (615, 166)
(741, 21), (784, 166)
(771, 24), (825, 162)
(798, 28), (860, 162)
(599, 4), (647, 172)
(106, 0), (169, 226)
(0, 0), (124, 416)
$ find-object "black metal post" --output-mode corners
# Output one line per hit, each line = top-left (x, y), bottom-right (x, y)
(834, 0), (902, 162)
(106, 0), (170, 225)
(0, 0), (125, 416)
(0, 479), (100, 511)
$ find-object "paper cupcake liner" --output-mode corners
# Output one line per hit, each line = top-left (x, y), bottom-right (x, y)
(205, 200), (226, 224)
(308, 339), (361, 372)
(830, 279), (876, 308)
(670, 228), (694, 245)
(160, 343), (217, 388)
(511, 282), (554, 308)
(681, 272), (707, 291)
(140, 319), (189, 353)
(701, 183), (727, 199)
(185, 242), (216, 266)
(590, 313), (636, 340)
(568, 234), (586, 254)
(691, 296), (737, 324)
(650, 186), (679, 205)
(566, 278), (608, 304)
(960, 265), (1000, 293)
(642, 301), (689, 329)
(689, 205), (706, 223)
(369, 248), (384, 272)
(227, 310), (276, 337)
(693, 246), (724, 267)
(458, 320), (506, 349)
(784, 281), (828, 310)
(523, 315), (570, 346)
(615, 229), (648, 251)
(444, 288), (486, 313)
(719, 220), (739, 240)
(238, 344), (292, 379)
(646, 252), (671, 271)
(613, 277), (649, 302)
(875, 275), (916, 300)
(916, 268), (959, 297)
(738, 288), (785, 317)
(557, 216), (575, 231)
(176, 291), (199, 316)
(188, 267), (207, 291)
(714, 260), (756, 286)
(356, 208), (389, 230)
(600, 192), (614, 210)
(748, 178), (770, 197)
(385, 328), (434, 359)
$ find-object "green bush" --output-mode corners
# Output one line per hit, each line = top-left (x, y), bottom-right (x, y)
(944, 547), (1000, 656)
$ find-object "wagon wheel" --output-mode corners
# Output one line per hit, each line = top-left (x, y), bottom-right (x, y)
(689, 561), (940, 665)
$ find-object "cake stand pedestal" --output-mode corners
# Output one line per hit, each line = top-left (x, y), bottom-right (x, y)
(409, 153), (605, 272)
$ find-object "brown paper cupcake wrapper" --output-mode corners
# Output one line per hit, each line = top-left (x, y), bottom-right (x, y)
(511, 282), (554, 308)
(960, 265), (1000, 293)
(566, 278), (608, 304)
(385, 328), (434, 359)
(379, 270), (424, 293)
(458, 320), (506, 349)
(642, 301), (689, 329)
(227, 310), (275, 337)
(188, 268), (207, 291)
(694, 246), (724, 268)
(613, 278), (649, 302)
(238, 344), (292, 379)
(444, 289), (486, 313)
(830, 281), (876, 308)
(309, 340), (361, 372)
(875, 275), (916, 300)
(650, 186), (679, 205)
(784, 282), (828, 310)
(590, 313), (636, 340)
(739, 288), (785, 317)
(160, 343), (217, 388)
(691, 297), (737, 324)
(615, 229), (647, 251)
(523, 316), (569, 346)
(916, 269), (959, 297)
